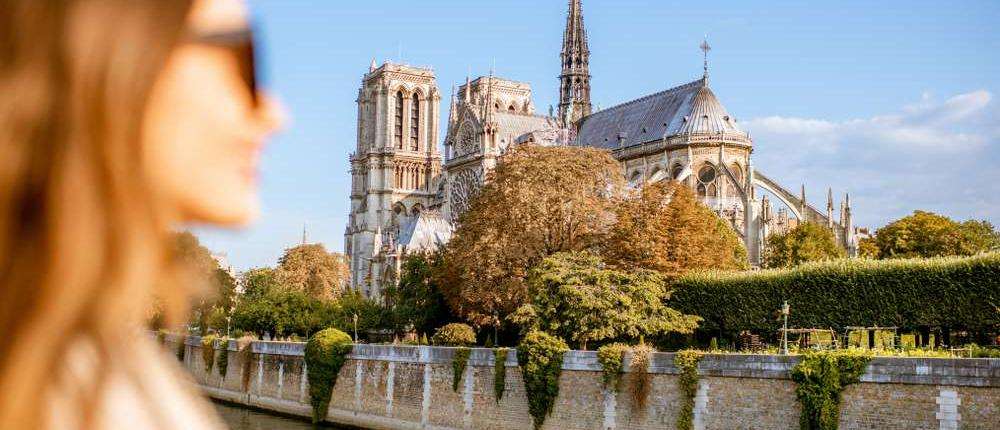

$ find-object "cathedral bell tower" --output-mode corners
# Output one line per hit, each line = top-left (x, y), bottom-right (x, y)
(558, 0), (592, 126)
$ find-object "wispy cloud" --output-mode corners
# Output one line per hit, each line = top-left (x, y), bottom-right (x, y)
(745, 90), (999, 229)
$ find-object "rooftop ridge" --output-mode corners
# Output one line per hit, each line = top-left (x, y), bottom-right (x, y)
(585, 78), (704, 119)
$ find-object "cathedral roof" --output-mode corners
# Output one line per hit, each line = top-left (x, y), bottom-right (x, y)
(397, 211), (452, 251)
(574, 78), (746, 149)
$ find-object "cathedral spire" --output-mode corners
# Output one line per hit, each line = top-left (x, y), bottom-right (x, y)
(558, 0), (592, 126)
(700, 36), (711, 83)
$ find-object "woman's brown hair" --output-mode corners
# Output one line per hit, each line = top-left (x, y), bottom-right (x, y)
(0, 0), (195, 427)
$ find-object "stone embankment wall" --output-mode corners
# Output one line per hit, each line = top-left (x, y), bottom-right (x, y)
(168, 335), (999, 430)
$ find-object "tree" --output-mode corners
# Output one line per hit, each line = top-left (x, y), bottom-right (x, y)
(764, 222), (845, 268)
(604, 181), (748, 277)
(231, 288), (335, 338)
(384, 252), (451, 336)
(240, 267), (280, 299)
(511, 251), (700, 349)
(438, 145), (625, 327)
(275, 243), (349, 299)
(171, 231), (235, 333)
(873, 211), (998, 259)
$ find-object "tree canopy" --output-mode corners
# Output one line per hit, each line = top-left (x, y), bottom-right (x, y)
(275, 243), (349, 299)
(383, 252), (451, 336)
(764, 222), (845, 268)
(511, 251), (700, 349)
(872, 210), (999, 259)
(437, 145), (624, 327)
(171, 231), (235, 333)
(604, 181), (748, 277)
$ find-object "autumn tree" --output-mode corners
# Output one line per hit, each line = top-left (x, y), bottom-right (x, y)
(510, 251), (700, 349)
(604, 181), (748, 277)
(275, 243), (349, 299)
(763, 222), (845, 268)
(171, 231), (235, 333)
(437, 145), (624, 327)
(873, 211), (999, 259)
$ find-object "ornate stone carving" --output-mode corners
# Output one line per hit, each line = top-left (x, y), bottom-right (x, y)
(448, 167), (483, 221)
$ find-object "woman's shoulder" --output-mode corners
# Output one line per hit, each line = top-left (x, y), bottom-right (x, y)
(49, 334), (226, 429)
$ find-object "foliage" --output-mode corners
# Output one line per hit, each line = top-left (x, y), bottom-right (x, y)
(232, 288), (335, 337)
(494, 348), (508, 403)
(176, 335), (186, 361)
(605, 181), (749, 277)
(420, 333), (429, 345)
(238, 336), (255, 392)
(873, 210), (999, 259)
(452, 347), (471, 392)
(432, 323), (477, 347)
(216, 338), (230, 378)
(518, 331), (570, 430)
(437, 145), (625, 328)
(384, 252), (451, 335)
(513, 251), (700, 349)
(670, 253), (1000, 337)
(596, 343), (628, 392)
(764, 222), (845, 268)
(240, 267), (280, 299)
(201, 334), (218, 373)
(857, 237), (880, 259)
(173, 232), (235, 334)
(791, 350), (872, 430)
(967, 344), (1000, 358)
(304, 328), (354, 424)
(674, 350), (704, 430)
(628, 343), (653, 414)
(276, 243), (349, 300)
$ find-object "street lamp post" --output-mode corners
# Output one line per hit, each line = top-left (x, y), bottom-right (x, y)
(781, 301), (790, 355)
(353, 313), (359, 343)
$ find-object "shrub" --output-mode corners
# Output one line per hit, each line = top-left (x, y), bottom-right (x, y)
(629, 344), (654, 414)
(304, 328), (353, 424)
(518, 331), (569, 429)
(432, 323), (476, 347)
(452, 347), (471, 392)
(216, 338), (230, 378)
(674, 350), (704, 430)
(494, 348), (508, 403)
(596, 343), (628, 392)
(670, 253), (1000, 337)
(201, 334), (218, 373)
(791, 350), (871, 430)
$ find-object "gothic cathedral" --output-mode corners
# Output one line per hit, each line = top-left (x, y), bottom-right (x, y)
(346, 0), (863, 298)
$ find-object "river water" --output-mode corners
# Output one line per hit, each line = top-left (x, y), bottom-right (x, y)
(213, 401), (354, 429)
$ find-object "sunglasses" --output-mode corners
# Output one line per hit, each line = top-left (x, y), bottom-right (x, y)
(186, 26), (260, 107)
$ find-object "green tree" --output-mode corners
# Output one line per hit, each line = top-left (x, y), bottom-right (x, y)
(276, 244), (349, 299)
(604, 181), (748, 277)
(230, 288), (334, 338)
(384, 252), (451, 336)
(511, 251), (700, 349)
(240, 267), (280, 299)
(438, 145), (625, 328)
(873, 211), (998, 258)
(764, 222), (845, 268)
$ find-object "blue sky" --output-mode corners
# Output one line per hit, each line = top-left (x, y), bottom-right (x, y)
(197, 0), (1000, 270)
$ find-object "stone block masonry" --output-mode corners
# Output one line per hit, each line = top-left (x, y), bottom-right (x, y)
(168, 335), (1000, 430)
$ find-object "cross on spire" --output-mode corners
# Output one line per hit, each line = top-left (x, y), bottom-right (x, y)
(700, 36), (712, 81)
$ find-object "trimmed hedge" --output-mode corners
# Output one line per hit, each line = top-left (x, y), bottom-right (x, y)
(432, 323), (476, 347)
(670, 253), (1000, 336)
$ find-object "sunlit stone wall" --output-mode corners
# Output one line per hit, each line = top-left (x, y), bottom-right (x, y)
(167, 335), (1000, 430)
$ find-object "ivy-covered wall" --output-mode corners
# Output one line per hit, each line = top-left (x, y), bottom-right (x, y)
(167, 337), (999, 430)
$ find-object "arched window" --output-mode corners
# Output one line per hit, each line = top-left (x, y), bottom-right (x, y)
(730, 163), (743, 184)
(671, 164), (684, 179)
(697, 165), (717, 197)
(508, 104), (516, 112)
(410, 95), (419, 151)
(394, 91), (403, 149)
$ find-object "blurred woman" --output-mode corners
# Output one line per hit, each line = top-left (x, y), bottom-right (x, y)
(0, 0), (282, 428)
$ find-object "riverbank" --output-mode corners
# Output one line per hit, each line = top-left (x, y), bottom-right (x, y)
(171, 335), (1000, 430)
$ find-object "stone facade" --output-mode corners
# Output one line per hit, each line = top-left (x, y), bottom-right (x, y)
(173, 336), (1000, 430)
